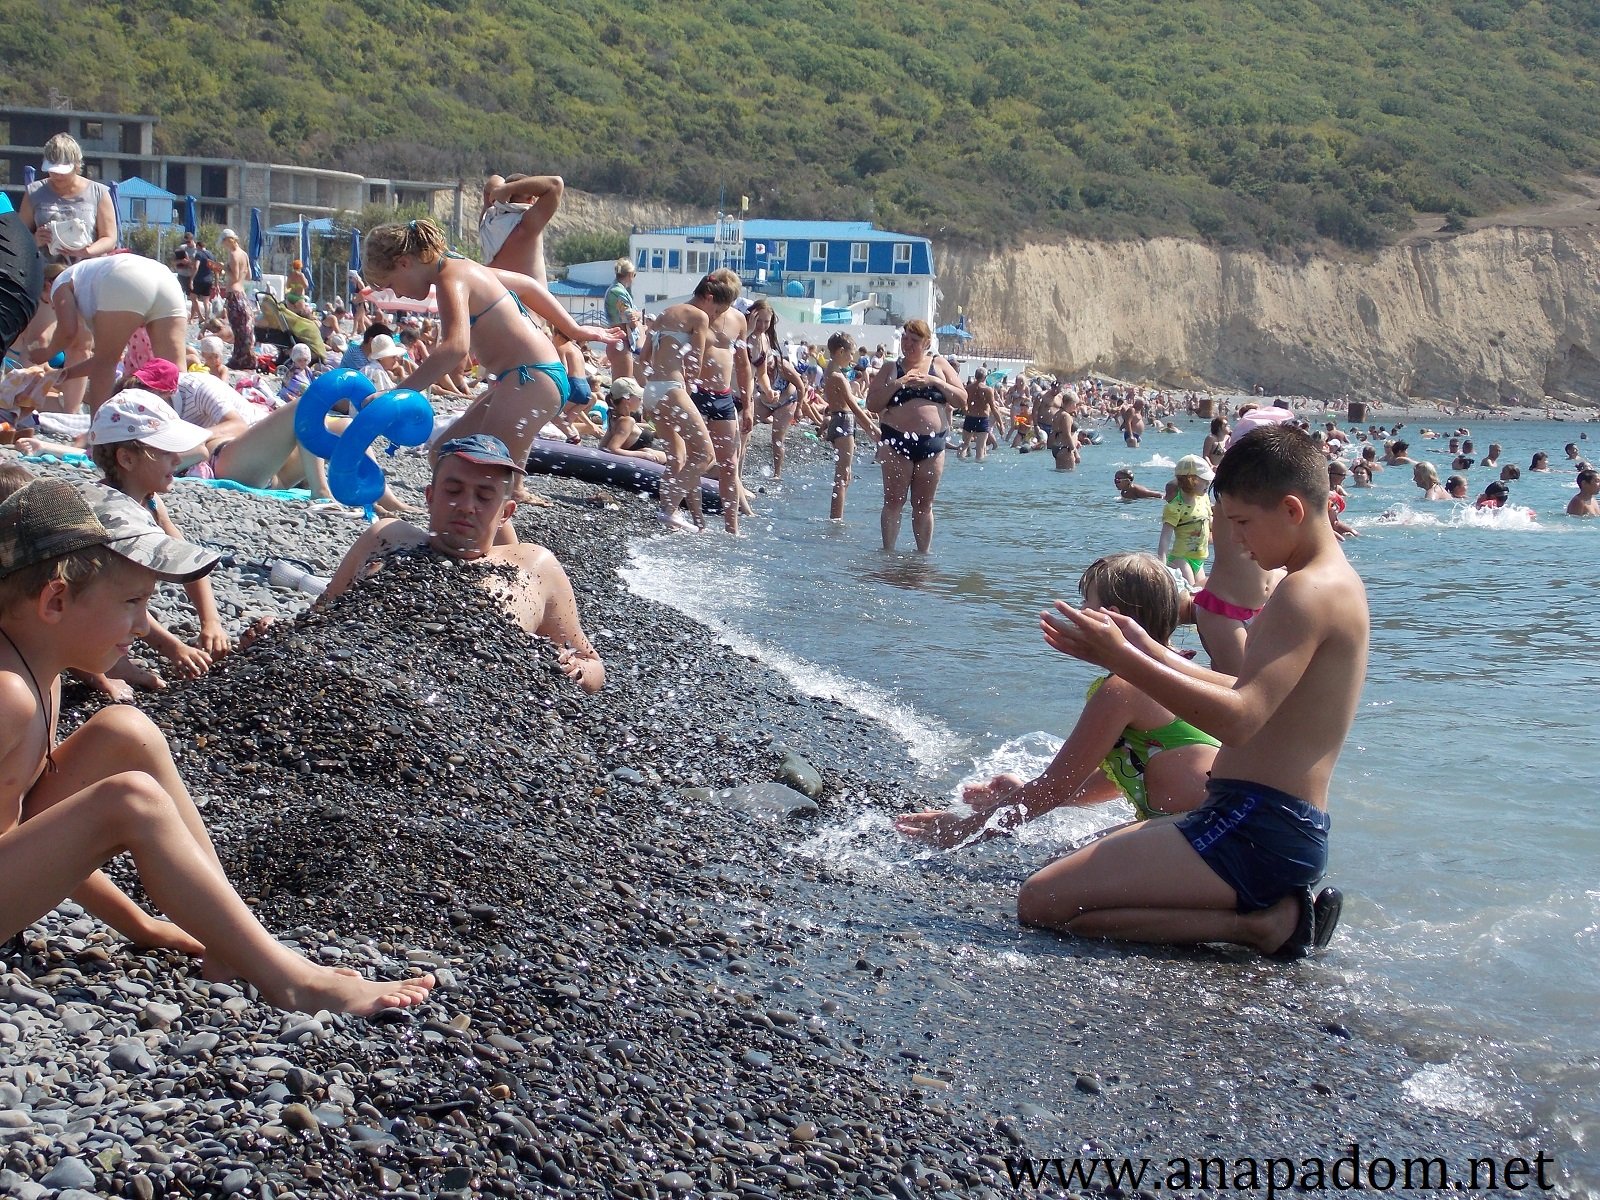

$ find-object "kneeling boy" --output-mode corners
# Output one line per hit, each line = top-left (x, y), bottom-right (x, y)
(0, 480), (434, 1012)
(1028, 424), (1367, 958)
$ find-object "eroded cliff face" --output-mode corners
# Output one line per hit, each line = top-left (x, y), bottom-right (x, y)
(937, 227), (1600, 404)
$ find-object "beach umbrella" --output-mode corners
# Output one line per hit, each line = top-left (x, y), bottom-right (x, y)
(299, 215), (313, 300)
(348, 227), (361, 304)
(935, 323), (974, 340)
(107, 181), (121, 246)
(182, 196), (197, 236)
(248, 208), (263, 281)
(23, 167), (35, 186)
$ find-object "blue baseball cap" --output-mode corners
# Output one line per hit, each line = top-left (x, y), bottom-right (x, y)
(436, 433), (520, 471)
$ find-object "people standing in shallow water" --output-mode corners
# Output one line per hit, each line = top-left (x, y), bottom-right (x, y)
(820, 332), (878, 522)
(1568, 470), (1600, 516)
(638, 271), (740, 532)
(865, 319), (964, 553)
(0, 479), (436, 1016)
(1412, 460), (1448, 500)
(897, 553), (1217, 847)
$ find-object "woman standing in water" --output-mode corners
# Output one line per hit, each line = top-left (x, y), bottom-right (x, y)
(865, 319), (964, 552)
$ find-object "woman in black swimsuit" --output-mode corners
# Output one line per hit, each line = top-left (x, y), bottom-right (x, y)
(864, 319), (965, 552)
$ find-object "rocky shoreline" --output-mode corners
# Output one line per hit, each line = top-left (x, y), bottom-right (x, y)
(0, 454), (1559, 1198)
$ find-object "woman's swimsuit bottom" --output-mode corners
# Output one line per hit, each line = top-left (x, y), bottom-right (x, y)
(825, 410), (854, 443)
(1087, 676), (1220, 822)
(566, 375), (593, 406)
(1174, 778), (1330, 913)
(962, 415), (991, 433)
(690, 385), (739, 423)
(879, 425), (947, 462)
(1193, 588), (1262, 623)
(642, 381), (677, 414)
(493, 359), (570, 402)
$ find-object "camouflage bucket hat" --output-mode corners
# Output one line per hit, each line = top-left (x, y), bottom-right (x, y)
(0, 478), (112, 578)
(79, 484), (221, 583)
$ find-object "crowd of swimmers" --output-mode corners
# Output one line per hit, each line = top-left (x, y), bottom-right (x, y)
(1, 142), (1595, 1021)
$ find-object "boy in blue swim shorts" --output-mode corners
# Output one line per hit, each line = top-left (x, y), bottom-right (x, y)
(1030, 423), (1367, 959)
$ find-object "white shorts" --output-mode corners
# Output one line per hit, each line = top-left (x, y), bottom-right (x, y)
(478, 203), (529, 264)
(642, 381), (678, 415)
(91, 261), (187, 323)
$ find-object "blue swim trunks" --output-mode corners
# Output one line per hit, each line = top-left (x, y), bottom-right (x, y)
(1176, 778), (1330, 913)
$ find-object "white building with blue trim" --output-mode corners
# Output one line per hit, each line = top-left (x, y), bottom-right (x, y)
(556, 215), (939, 354)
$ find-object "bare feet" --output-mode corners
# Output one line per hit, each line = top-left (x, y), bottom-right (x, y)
(657, 510), (699, 533)
(129, 918), (207, 957)
(277, 966), (435, 1017)
(109, 657), (168, 692)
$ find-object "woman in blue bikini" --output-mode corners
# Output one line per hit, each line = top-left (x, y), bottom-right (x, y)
(361, 220), (620, 536)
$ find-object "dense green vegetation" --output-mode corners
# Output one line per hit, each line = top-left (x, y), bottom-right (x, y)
(5, 0), (1600, 250)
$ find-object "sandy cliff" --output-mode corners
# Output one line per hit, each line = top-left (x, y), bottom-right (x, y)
(937, 225), (1600, 404)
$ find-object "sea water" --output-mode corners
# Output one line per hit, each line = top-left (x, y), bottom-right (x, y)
(621, 411), (1599, 1183)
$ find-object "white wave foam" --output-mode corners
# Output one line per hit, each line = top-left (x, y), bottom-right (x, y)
(1400, 1060), (1499, 1118)
(1357, 502), (1544, 531)
(621, 538), (961, 771)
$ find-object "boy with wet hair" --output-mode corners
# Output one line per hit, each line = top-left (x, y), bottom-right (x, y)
(0, 479), (434, 1013)
(1029, 424), (1366, 959)
(1567, 469), (1599, 517)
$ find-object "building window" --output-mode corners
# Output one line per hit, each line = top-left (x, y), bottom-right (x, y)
(649, 248), (665, 270)
(851, 242), (868, 271)
(810, 241), (827, 271)
(668, 249), (681, 270)
(200, 165), (228, 197)
(773, 241), (787, 262)
(165, 164), (187, 195)
(128, 198), (147, 223)
(894, 243), (912, 271)
(83, 121), (104, 141)
(636, 249), (648, 269)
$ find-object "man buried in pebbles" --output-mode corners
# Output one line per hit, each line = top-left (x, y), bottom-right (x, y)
(322, 434), (606, 693)
(0, 479), (435, 1015)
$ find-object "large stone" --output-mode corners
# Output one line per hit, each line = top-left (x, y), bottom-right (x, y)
(776, 749), (825, 798)
(709, 781), (818, 819)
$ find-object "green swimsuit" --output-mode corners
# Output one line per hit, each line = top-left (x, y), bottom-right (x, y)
(1087, 676), (1220, 821)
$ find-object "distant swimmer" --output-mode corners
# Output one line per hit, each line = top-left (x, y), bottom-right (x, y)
(1567, 469), (1599, 516)
(1113, 469), (1162, 500)
(1530, 452), (1551, 472)
(1412, 461), (1448, 500)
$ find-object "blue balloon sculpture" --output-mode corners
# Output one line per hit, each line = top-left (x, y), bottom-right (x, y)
(294, 368), (433, 508)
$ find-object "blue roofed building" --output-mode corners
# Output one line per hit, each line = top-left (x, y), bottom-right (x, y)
(113, 176), (178, 228)
(621, 216), (936, 330)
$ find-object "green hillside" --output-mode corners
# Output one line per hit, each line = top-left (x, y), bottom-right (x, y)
(5, 0), (1599, 250)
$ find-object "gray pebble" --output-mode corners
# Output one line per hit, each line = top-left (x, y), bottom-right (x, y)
(39, 1157), (95, 1190)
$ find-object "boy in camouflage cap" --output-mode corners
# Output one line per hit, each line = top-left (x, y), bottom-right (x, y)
(0, 478), (434, 1015)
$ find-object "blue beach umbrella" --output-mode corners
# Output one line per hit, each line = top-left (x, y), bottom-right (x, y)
(299, 215), (313, 301)
(248, 208), (263, 281)
(182, 196), (197, 236)
(107, 181), (120, 246)
(348, 227), (361, 304)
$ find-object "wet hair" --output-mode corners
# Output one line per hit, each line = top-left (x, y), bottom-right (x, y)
(1444, 474), (1468, 494)
(1390, 440), (1409, 455)
(0, 463), (36, 504)
(1078, 552), (1180, 647)
(1578, 470), (1599, 487)
(1213, 425), (1330, 508)
(1210, 418), (1226, 436)
(41, 133), (83, 172)
(364, 219), (450, 272)
(0, 548), (107, 615)
(826, 331), (854, 357)
(692, 269), (741, 305)
(1499, 464), (1521, 481)
(902, 318), (932, 341)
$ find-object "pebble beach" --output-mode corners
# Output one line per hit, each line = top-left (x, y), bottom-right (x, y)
(0, 451), (1556, 1199)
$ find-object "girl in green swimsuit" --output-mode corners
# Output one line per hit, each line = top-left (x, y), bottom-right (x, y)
(897, 551), (1218, 848)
